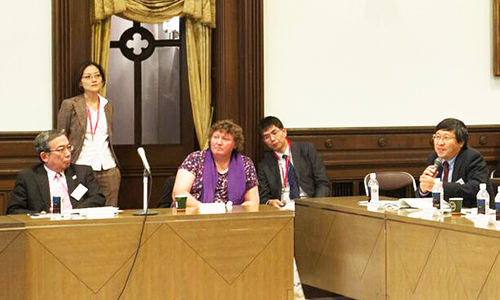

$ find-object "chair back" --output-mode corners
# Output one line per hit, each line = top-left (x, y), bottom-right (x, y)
(364, 172), (417, 198)
(157, 175), (176, 208)
(490, 178), (500, 197)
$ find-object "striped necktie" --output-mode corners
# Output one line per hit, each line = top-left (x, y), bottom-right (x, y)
(283, 155), (300, 199)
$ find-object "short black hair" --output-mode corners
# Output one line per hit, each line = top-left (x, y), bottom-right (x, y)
(76, 61), (106, 92)
(258, 116), (284, 136)
(436, 118), (468, 147)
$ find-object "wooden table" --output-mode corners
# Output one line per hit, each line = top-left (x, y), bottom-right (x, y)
(295, 196), (500, 300)
(1, 205), (294, 300)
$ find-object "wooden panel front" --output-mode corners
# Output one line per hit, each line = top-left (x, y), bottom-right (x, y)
(5, 206), (293, 300)
(296, 197), (500, 300)
(387, 220), (500, 300)
(295, 199), (385, 300)
(0, 217), (25, 300)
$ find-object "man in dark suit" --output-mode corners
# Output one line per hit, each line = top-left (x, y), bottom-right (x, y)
(7, 129), (105, 214)
(257, 116), (331, 207)
(418, 118), (491, 208)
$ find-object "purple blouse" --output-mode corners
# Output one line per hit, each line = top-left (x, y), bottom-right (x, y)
(179, 150), (258, 203)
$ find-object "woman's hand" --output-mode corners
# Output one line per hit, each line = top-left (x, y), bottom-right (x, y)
(172, 169), (201, 208)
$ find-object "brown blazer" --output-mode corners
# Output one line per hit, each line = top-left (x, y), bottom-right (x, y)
(57, 94), (118, 164)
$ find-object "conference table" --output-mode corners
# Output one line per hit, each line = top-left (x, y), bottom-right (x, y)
(295, 196), (500, 300)
(0, 205), (294, 300)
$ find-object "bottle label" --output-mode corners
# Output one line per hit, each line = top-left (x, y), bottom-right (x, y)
(52, 196), (61, 214)
(369, 186), (379, 202)
(478, 199), (486, 214)
(432, 192), (441, 209)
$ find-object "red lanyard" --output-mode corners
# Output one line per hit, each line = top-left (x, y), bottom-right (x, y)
(86, 99), (100, 140)
(273, 139), (292, 188)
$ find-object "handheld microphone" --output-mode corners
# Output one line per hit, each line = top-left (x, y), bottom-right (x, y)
(137, 147), (151, 174)
(432, 157), (444, 177)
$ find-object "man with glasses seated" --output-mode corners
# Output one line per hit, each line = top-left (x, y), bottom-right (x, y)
(418, 118), (491, 208)
(7, 129), (105, 214)
(257, 116), (331, 207)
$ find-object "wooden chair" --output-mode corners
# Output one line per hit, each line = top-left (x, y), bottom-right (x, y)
(364, 172), (417, 198)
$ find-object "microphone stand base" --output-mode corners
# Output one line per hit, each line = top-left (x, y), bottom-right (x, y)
(133, 210), (158, 216)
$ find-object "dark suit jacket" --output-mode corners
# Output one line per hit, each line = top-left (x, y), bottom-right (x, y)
(422, 146), (491, 208)
(57, 94), (118, 164)
(7, 163), (105, 214)
(258, 141), (331, 204)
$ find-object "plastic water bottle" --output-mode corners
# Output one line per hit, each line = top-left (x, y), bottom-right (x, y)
(51, 186), (63, 214)
(432, 178), (443, 210)
(495, 186), (500, 221)
(368, 173), (379, 202)
(477, 183), (489, 215)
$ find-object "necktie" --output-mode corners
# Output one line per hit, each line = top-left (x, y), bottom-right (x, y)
(55, 173), (73, 211)
(442, 161), (449, 183)
(283, 155), (300, 199)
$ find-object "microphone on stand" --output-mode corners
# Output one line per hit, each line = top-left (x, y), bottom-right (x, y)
(133, 147), (157, 216)
(432, 157), (444, 177)
(137, 147), (151, 175)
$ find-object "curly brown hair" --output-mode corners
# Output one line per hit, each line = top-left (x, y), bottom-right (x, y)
(209, 119), (244, 152)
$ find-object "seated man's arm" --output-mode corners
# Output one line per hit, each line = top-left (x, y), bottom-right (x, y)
(7, 172), (39, 214)
(78, 166), (106, 208)
(307, 144), (331, 197)
(257, 162), (283, 207)
(444, 151), (488, 207)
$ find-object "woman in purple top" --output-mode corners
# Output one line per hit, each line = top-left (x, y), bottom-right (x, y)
(173, 119), (259, 207)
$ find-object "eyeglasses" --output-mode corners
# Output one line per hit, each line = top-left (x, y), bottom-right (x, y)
(81, 73), (102, 80)
(48, 145), (74, 154)
(262, 129), (284, 141)
(432, 134), (456, 143)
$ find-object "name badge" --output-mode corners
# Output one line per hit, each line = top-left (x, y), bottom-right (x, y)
(71, 184), (88, 201)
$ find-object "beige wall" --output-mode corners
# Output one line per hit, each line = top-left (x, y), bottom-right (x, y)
(264, 0), (500, 128)
(5, 1), (500, 131)
(1, 1), (52, 131)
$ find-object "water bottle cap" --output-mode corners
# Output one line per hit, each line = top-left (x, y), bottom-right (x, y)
(480, 183), (486, 189)
(498, 186), (500, 193)
(370, 173), (376, 179)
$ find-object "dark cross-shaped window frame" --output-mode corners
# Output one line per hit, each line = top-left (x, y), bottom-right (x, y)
(110, 21), (183, 145)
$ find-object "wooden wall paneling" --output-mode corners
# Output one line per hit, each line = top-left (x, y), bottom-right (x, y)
(214, 0), (264, 161)
(52, 0), (92, 125)
(239, 0), (264, 162)
(0, 133), (40, 215)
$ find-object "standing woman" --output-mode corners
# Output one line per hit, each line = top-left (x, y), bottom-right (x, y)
(57, 61), (120, 206)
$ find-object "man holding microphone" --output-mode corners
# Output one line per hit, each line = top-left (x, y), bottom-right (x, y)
(418, 118), (491, 208)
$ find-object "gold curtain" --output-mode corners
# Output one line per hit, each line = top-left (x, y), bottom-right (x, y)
(91, 0), (215, 148)
(91, 18), (111, 97)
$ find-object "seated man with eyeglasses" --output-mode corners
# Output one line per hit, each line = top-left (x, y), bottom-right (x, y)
(257, 116), (331, 207)
(418, 118), (491, 208)
(7, 129), (105, 214)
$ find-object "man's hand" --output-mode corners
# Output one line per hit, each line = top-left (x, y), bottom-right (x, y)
(266, 199), (284, 208)
(419, 165), (437, 193)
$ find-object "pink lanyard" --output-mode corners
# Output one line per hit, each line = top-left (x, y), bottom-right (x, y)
(86, 99), (100, 140)
(273, 139), (292, 188)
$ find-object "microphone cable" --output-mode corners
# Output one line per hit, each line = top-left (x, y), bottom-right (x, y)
(116, 171), (153, 300)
